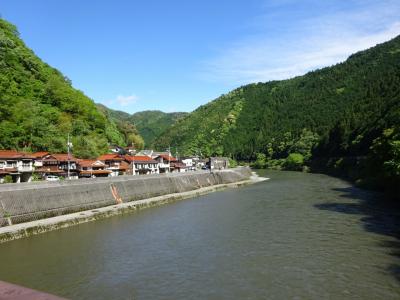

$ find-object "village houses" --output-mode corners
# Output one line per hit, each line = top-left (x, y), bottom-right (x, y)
(0, 147), (230, 183)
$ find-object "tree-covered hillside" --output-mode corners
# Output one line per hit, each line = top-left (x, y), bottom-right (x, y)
(96, 105), (188, 148)
(96, 104), (145, 149)
(155, 36), (400, 198)
(0, 19), (135, 158)
(130, 110), (188, 147)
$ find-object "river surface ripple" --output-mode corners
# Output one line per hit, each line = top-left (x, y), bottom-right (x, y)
(0, 170), (400, 299)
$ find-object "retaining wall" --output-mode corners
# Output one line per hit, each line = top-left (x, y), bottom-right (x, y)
(0, 167), (251, 226)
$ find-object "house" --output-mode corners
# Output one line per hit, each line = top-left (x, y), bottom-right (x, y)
(77, 159), (112, 178)
(155, 154), (177, 173)
(98, 154), (128, 176)
(124, 145), (136, 155)
(208, 157), (230, 170)
(0, 150), (34, 183)
(137, 149), (154, 157)
(181, 157), (198, 171)
(31, 152), (50, 167)
(36, 153), (78, 179)
(124, 155), (159, 175)
(170, 161), (187, 173)
(108, 144), (123, 154)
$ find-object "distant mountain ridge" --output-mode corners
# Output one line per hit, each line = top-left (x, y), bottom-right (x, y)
(96, 105), (188, 147)
(130, 110), (188, 147)
(154, 35), (400, 197)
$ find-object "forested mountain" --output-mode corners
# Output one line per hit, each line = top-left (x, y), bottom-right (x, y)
(96, 105), (188, 148)
(130, 111), (188, 147)
(96, 104), (144, 149)
(155, 36), (400, 198)
(0, 18), (140, 158)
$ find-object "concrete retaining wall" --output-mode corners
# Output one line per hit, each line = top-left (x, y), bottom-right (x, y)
(0, 167), (251, 226)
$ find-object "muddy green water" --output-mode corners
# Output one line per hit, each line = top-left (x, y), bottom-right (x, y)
(1, 170), (400, 299)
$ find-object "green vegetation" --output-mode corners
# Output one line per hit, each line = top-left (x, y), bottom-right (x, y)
(0, 19), (139, 158)
(130, 110), (188, 147)
(155, 36), (400, 199)
(2, 175), (13, 184)
(97, 104), (144, 149)
(96, 106), (187, 149)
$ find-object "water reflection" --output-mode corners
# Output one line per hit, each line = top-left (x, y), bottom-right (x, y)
(315, 185), (400, 282)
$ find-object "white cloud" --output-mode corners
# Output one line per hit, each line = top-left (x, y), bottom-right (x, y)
(110, 94), (139, 107)
(199, 1), (400, 85)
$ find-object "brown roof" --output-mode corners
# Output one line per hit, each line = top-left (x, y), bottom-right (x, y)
(0, 168), (17, 174)
(156, 154), (177, 162)
(80, 170), (111, 175)
(0, 150), (34, 160)
(77, 159), (105, 168)
(171, 162), (187, 168)
(124, 155), (158, 163)
(43, 154), (76, 162)
(32, 151), (50, 158)
(98, 154), (123, 161)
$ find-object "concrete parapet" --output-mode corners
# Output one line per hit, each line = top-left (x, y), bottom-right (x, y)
(0, 167), (251, 226)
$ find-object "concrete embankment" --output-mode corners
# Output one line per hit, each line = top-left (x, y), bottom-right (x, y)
(0, 167), (259, 242)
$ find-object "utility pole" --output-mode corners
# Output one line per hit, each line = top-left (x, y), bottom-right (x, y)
(168, 145), (171, 173)
(67, 133), (71, 179)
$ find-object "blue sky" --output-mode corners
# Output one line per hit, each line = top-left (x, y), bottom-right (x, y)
(1, 0), (399, 113)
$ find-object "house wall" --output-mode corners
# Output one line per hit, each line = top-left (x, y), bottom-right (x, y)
(0, 167), (251, 226)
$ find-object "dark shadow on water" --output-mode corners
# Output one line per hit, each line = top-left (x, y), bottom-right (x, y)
(315, 186), (400, 281)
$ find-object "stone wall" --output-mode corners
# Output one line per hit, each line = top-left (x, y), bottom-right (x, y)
(0, 167), (251, 226)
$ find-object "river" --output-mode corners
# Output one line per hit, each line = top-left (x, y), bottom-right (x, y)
(0, 170), (399, 299)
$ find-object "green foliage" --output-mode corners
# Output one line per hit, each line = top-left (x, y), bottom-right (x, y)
(284, 153), (305, 171)
(130, 110), (188, 147)
(228, 158), (238, 168)
(0, 18), (127, 158)
(153, 35), (400, 198)
(3, 175), (13, 183)
(252, 153), (267, 169)
(97, 104), (145, 149)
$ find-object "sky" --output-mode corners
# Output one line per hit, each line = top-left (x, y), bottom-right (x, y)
(1, 0), (400, 114)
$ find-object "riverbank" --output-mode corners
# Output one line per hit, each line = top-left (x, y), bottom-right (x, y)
(0, 168), (266, 243)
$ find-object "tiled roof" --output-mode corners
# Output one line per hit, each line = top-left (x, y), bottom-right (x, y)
(98, 154), (123, 161)
(171, 162), (187, 168)
(80, 170), (111, 175)
(32, 151), (50, 158)
(156, 154), (177, 162)
(77, 159), (105, 168)
(124, 155), (157, 163)
(0, 150), (34, 160)
(44, 154), (76, 162)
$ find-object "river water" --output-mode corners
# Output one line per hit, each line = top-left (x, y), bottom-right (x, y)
(0, 170), (400, 299)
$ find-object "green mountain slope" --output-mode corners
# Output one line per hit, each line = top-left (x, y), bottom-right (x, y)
(96, 104), (144, 149)
(96, 105), (188, 147)
(155, 36), (400, 197)
(130, 110), (188, 147)
(0, 19), (129, 158)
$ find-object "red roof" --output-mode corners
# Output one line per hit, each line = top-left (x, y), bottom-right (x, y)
(32, 151), (50, 158)
(0, 150), (20, 159)
(77, 159), (105, 168)
(124, 155), (157, 163)
(98, 154), (123, 161)
(0, 150), (34, 160)
(44, 154), (76, 162)
(157, 154), (177, 162)
(80, 170), (111, 175)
